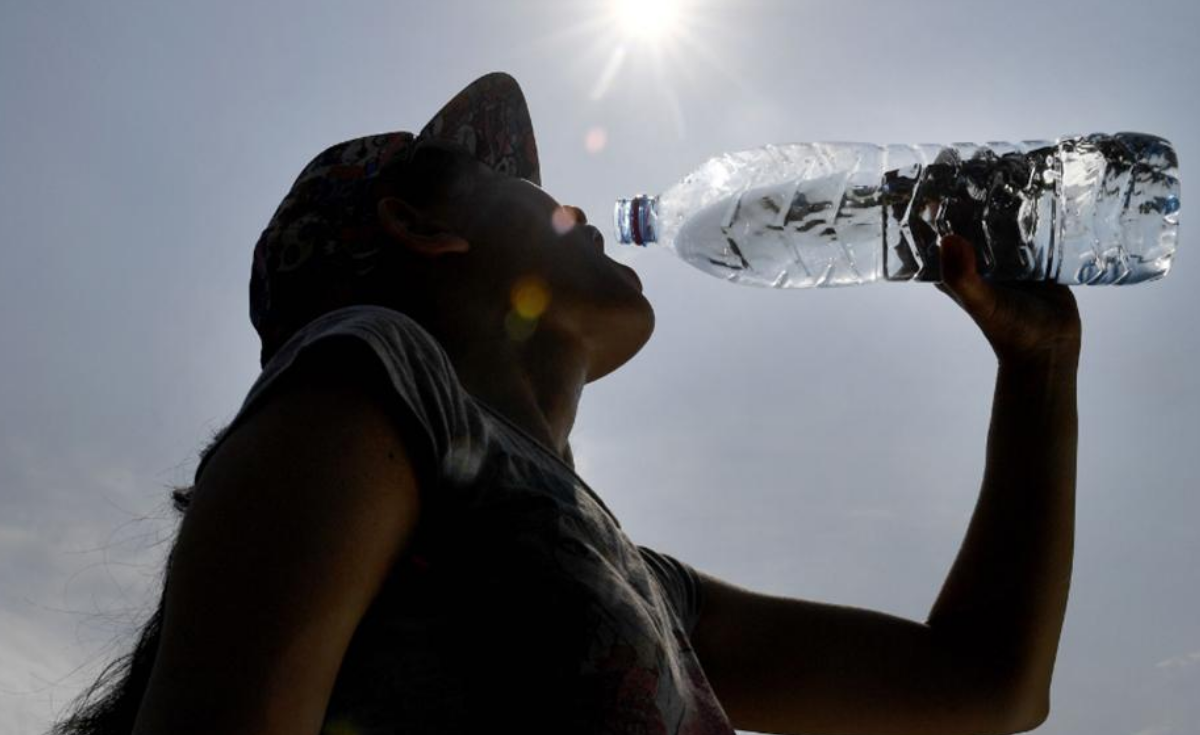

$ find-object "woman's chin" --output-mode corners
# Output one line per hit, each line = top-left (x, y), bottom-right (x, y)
(586, 298), (654, 383)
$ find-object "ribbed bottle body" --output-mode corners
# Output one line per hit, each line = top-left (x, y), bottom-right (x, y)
(616, 134), (1179, 287)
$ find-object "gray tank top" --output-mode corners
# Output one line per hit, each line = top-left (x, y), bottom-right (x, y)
(192, 305), (734, 735)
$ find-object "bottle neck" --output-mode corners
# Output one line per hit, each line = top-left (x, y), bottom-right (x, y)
(614, 195), (659, 246)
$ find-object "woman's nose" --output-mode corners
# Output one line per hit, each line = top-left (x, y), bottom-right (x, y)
(566, 205), (588, 226)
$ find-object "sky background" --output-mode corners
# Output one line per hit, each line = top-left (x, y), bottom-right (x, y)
(1, 1), (1196, 733)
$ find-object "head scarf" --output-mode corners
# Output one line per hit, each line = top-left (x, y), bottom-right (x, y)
(250, 71), (541, 366)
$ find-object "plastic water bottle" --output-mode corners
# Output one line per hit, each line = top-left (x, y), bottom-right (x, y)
(614, 133), (1180, 287)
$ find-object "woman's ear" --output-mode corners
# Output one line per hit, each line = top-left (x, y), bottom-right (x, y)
(376, 196), (471, 258)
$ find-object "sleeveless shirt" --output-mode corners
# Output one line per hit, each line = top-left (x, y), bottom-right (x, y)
(192, 305), (735, 735)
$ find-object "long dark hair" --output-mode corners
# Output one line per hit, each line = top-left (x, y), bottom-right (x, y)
(47, 481), (198, 735)
(49, 139), (476, 735)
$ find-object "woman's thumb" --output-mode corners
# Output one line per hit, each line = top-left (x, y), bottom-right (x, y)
(939, 234), (994, 312)
(939, 234), (960, 277)
(941, 235), (977, 284)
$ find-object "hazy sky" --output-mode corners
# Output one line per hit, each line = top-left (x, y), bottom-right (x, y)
(1, 1), (1197, 733)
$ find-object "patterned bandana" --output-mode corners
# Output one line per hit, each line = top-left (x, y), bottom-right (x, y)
(249, 71), (541, 366)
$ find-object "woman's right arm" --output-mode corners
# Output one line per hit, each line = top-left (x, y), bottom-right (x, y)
(132, 340), (425, 735)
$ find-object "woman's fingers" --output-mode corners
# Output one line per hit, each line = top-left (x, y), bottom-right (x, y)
(938, 234), (997, 326)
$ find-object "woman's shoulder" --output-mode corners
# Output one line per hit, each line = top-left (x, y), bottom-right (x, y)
(194, 305), (467, 487)
(285, 304), (448, 363)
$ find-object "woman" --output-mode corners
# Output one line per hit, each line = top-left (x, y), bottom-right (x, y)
(53, 72), (1081, 735)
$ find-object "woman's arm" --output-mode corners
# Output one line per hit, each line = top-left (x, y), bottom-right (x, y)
(688, 235), (1081, 735)
(132, 340), (425, 735)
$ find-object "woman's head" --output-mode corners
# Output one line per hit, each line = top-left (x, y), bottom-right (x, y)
(251, 71), (543, 366)
(261, 133), (654, 383)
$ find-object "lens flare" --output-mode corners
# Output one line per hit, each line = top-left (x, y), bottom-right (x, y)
(511, 275), (551, 319)
(322, 719), (360, 735)
(504, 310), (537, 342)
(585, 126), (608, 154)
(551, 206), (577, 236)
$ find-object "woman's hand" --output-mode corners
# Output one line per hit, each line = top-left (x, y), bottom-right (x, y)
(935, 234), (1082, 368)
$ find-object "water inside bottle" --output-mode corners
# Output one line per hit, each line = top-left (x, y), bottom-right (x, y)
(668, 135), (1178, 287)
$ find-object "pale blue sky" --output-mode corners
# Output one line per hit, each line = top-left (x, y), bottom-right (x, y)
(1, 1), (1196, 733)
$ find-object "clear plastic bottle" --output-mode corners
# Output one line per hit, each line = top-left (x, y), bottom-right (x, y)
(614, 133), (1180, 287)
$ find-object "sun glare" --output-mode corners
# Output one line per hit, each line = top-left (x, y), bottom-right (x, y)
(613, 0), (684, 42)
(529, 0), (750, 142)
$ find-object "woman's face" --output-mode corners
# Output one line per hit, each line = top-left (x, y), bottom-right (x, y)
(436, 160), (656, 382)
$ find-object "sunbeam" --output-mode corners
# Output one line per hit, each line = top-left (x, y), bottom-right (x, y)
(589, 45), (628, 101)
(522, 0), (761, 144)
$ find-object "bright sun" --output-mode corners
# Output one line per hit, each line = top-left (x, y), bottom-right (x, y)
(544, 0), (736, 137)
(612, 0), (684, 42)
